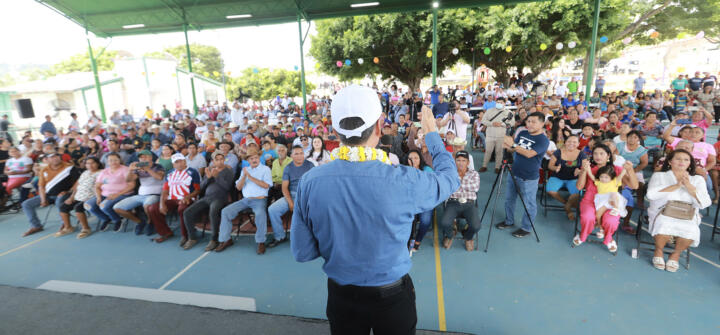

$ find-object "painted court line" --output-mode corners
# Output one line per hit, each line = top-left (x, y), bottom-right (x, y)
(159, 251), (211, 290)
(629, 220), (720, 269)
(0, 233), (53, 258)
(37, 280), (256, 311)
(432, 214), (447, 331)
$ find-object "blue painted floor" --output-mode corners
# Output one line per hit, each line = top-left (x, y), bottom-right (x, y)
(2, 128), (720, 334)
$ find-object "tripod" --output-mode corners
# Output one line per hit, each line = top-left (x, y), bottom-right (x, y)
(480, 152), (540, 252)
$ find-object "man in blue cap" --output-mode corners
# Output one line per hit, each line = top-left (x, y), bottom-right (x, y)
(291, 84), (459, 334)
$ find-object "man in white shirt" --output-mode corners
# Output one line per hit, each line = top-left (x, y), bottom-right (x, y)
(555, 81), (568, 97)
(438, 100), (470, 142)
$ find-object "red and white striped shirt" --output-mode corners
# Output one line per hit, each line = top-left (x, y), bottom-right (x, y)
(163, 168), (201, 200)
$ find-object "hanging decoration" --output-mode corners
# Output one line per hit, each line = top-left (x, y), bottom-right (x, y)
(226, 71), (231, 76)
(556, 42), (563, 50)
(294, 65), (299, 70)
(203, 71), (209, 77)
(373, 57), (379, 64)
(539, 43), (547, 50)
(650, 31), (659, 39)
(252, 68), (259, 73)
(452, 48), (459, 55)
(315, 63), (321, 69)
(358, 58), (364, 64)
(622, 37), (632, 45)
(426, 50), (433, 58)
(141, 72), (146, 76)
(171, 73), (176, 77)
(345, 59), (351, 66)
(677, 66), (686, 73)
(677, 32), (687, 39)
(568, 41), (576, 48)
(483, 47), (490, 55)
(212, 71), (220, 77)
(599, 36), (608, 43)
(696, 31), (705, 38)
(505, 46), (512, 52)
(336, 61), (343, 67)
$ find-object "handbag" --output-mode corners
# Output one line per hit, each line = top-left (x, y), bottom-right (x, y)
(660, 200), (695, 220)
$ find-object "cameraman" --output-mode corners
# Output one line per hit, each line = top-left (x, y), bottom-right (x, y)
(479, 97), (514, 173)
(405, 92), (423, 122)
(438, 100), (470, 145)
(496, 112), (549, 238)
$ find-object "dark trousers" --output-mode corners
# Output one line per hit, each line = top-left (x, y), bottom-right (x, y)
(183, 197), (226, 241)
(440, 199), (481, 240)
(714, 105), (720, 123)
(327, 274), (416, 335)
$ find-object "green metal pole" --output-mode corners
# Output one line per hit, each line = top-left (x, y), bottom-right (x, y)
(297, 13), (308, 117)
(183, 24), (198, 114)
(585, 0), (601, 102)
(432, 9), (438, 86)
(87, 35), (106, 123)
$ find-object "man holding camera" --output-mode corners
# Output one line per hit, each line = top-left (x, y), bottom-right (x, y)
(439, 100), (471, 145)
(496, 112), (549, 238)
(480, 97), (514, 173)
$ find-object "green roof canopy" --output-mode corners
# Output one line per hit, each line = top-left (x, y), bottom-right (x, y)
(38, 0), (535, 37)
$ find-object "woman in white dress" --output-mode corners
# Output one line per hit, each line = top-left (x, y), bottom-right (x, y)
(646, 149), (711, 272)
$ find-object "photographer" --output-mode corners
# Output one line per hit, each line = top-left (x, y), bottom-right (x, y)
(405, 92), (424, 122)
(496, 112), (549, 238)
(480, 97), (514, 173)
(112, 150), (165, 235)
(438, 100), (471, 146)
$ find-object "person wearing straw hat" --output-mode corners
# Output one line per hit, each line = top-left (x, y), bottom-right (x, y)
(291, 85), (460, 334)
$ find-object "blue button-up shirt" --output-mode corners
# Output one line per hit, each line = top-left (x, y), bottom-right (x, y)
(237, 164), (272, 198)
(291, 132), (459, 286)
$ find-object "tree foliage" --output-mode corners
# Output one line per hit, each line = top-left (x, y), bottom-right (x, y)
(146, 44), (224, 81)
(310, 0), (720, 89)
(310, 12), (468, 92)
(225, 68), (315, 102)
(50, 48), (118, 75)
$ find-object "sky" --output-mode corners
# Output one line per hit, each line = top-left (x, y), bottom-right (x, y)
(0, 0), (316, 73)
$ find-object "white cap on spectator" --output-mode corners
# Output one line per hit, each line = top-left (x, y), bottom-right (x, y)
(171, 153), (186, 163)
(331, 84), (381, 138)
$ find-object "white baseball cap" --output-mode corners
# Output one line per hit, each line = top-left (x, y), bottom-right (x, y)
(331, 84), (382, 138)
(171, 153), (186, 163)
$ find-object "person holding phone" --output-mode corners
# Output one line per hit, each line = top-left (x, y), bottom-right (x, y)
(113, 150), (166, 236)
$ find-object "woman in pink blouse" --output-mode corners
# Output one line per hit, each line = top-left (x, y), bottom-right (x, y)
(84, 153), (135, 232)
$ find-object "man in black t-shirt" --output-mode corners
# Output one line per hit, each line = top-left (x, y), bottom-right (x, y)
(688, 71), (704, 93)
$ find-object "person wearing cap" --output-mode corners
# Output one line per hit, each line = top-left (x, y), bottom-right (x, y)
(291, 85), (459, 334)
(480, 97), (514, 173)
(215, 148), (273, 254)
(21, 152), (81, 237)
(182, 152), (236, 251)
(439, 150), (481, 251)
(451, 137), (474, 170)
(113, 150), (166, 235)
(146, 153), (201, 245)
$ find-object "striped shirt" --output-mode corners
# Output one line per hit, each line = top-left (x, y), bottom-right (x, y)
(163, 167), (201, 200)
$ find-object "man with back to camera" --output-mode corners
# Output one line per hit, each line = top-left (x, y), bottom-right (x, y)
(291, 85), (459, 334)
(495, 112), (549, 238)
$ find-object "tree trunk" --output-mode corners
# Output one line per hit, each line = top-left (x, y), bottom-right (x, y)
(407, 77), (422, 94)
(492, 67), (510, 88)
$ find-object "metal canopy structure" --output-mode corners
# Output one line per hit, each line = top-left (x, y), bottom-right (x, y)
(37, 0), (601, 123)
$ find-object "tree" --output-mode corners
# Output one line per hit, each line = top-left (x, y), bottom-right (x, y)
(0, 73), (14, 87)
(226, 68), (315, 102)
(310, 12), (468, 92)
(146, 44), (224, 82)
(50, 48), (118, 75)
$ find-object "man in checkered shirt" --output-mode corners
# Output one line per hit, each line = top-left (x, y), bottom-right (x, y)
(439, 150), (481, 251)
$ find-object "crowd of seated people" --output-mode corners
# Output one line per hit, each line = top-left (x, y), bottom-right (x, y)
(5, 70), (719, 268)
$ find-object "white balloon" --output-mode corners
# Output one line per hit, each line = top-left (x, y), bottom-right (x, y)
(696, 31), (705, 38)
(358, 58), (364, 64)
(568, 41), (576, 48)
(556, 42), (564, 50)
(452, 48), (459, 55)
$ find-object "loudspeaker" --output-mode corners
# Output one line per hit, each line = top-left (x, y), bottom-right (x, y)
(15, 99), (35, 119)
